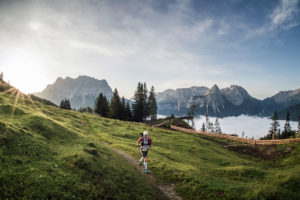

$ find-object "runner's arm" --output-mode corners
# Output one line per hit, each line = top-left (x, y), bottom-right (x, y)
(137, 137), (142, 147)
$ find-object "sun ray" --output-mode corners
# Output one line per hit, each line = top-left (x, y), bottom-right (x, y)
(10, 90), (20, 119)
(20, 92), (25, 104)
(2, 87), (16, 94)
(26, 94), (42, 112)
(8, 89), (18, 98)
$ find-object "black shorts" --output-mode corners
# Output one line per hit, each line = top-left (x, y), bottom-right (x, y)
(141, 149), (148, 157)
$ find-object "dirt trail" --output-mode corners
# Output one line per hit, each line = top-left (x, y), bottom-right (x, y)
(104, 143), (182, 200)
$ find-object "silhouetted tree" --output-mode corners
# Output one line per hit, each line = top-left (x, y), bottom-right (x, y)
(132, 82), (148, 122)
(201, 123), (206, 132)
(125, 102), (132, 121)
(269, 111), (280, 139)
(60, 99), (71, 110)
(143, 83), (149, 117)
(109, 89), (122, 119)
(94, 93), (109, 117)
(121, 96), (126, 120)
(148, 86), (158, 121)
(281, 112), (294, 138)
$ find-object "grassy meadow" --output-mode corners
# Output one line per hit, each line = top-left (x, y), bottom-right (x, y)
(1, 84), (300, 200)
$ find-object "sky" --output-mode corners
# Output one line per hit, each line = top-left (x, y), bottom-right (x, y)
(0, 0), (299, 99)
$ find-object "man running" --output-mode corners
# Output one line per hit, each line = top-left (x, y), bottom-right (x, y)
(137, 131), (152, 174)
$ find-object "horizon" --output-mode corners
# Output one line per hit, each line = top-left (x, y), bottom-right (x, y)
(0, 0), (300, 99)
(33, 74), (300, 100)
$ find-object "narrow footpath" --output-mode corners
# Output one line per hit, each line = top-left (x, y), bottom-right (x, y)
(104, 143), (182, 200)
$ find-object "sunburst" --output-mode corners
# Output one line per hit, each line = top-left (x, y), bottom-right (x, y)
(10, 90), (20, 119)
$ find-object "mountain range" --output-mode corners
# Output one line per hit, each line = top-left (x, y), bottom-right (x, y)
(156, 85), (300, 119)
(34, 75), (300, 120)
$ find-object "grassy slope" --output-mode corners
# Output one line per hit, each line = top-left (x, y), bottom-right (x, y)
(0, 89), (163, 200)
(1, 86), (300, 200)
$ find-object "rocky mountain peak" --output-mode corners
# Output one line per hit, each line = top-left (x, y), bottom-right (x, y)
(35, 75), (113, 109)
(208, 84), (220, 95)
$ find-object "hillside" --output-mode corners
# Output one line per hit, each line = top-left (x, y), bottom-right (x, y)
(1, 83), (300, 199)
(278, 103), (300, 121)
(0, 84), (163, 200)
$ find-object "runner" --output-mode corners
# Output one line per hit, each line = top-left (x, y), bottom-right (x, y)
(137, 131), (152, 174)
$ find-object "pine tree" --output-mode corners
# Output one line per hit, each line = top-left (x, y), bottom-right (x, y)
(60, 99), (71, 110)
(201, 123), (206, 132)
(269, 111), (280, 140)
(125, 102), (132, 121)
(209, 122), (214, 133)
(121, 97), (126, 120)
(214, 118), (222, 134)
(143, 83), (149, 118)
(281, 112), (292, 139)
(109, 88), (122, 119)
(148, 86), (158, 121)
(132, 82), (148, 122)
(94, 93), (109, 117)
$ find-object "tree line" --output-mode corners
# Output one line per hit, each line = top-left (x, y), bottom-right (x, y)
(261, 111), (300, 140)
(94, 82), (157, 122)
(60, 82), (158, 122)
(200, 115), (222, 134)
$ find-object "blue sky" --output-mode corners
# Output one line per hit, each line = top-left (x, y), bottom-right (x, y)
(0, 0), (299, 99)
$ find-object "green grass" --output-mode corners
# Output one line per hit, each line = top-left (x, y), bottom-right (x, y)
(0, 88), (163, 200)
(1, 85), (300, 200)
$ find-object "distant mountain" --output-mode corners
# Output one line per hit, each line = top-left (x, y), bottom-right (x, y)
(35, 76), (113, 109)
(156, 86), (209, 114)
(157, 85), (300, 117)
(278, 103), (300, 122)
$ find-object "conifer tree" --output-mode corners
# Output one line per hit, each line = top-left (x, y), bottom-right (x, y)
(121, 96), (126, 120)
(281, 112), (292, 138)
(132, 82), (148, 122)
(148, 86), (157, 121)
(269, 111), (280, 139)
(143, 83), (149, 118)
(201, 123), (206, 132)
(125, 102), (132, 121)
(94, 93), (109, 117)
(214, 118), (222, 134)
(109, 88), (122, 119)
(60, 99), (71, 110)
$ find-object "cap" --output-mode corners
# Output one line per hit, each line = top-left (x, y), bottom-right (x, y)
(143, 131), (148, 136)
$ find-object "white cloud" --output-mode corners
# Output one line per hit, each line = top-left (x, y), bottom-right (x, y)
(271, 0), (300, 29)
(0, 0), (299, 98)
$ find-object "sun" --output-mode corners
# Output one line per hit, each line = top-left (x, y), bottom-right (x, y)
(29, 22), (41, 31)
(1, 48), (46, 94)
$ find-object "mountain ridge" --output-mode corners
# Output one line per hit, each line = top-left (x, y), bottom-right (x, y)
(157, 84), (300, 118)
(34, 76), (113, 109)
